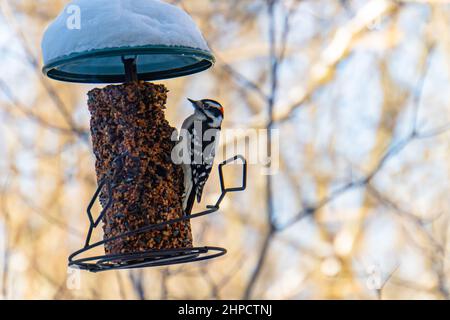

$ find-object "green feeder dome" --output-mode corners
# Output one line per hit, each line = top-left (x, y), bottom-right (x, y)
(41, 0), (215, 83)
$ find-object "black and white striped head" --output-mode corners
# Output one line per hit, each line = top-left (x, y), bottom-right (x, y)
(188, 98), (224, 128)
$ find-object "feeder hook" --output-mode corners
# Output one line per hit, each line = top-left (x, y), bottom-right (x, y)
(122, 56), (138, 83)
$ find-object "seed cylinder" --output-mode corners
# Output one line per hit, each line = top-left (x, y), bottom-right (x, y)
(87, 82), (193, 255)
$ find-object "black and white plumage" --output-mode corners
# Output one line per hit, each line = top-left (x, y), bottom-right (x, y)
(181, 99), (224, 215)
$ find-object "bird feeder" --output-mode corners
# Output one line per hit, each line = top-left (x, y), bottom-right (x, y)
(41, 0), (246, 272)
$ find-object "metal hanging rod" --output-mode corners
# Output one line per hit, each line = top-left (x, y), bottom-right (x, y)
(122, 56), (138, 83)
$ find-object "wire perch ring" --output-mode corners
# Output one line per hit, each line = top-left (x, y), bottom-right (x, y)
(69, 155), (247, 272)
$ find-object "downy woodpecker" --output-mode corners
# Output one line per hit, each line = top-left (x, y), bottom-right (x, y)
(180, 98), (224, 215)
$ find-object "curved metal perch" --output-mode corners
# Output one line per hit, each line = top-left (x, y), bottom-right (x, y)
(69, 155), (247, 273)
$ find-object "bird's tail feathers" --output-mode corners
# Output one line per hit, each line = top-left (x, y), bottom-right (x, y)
(184, 190), (196, 216)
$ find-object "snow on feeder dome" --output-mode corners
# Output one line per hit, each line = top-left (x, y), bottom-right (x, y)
(42, 0), (215, 83)
(41, 0), (246, 273)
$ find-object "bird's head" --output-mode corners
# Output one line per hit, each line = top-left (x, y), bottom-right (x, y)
(188, 98), (224, 128)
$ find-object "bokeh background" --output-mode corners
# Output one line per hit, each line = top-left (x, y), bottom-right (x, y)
(0, 0), (449, 299)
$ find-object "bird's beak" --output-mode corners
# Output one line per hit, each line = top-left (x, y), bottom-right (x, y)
(188, 98), (202, 111)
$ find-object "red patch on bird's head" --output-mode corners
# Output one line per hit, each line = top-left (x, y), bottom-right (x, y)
(217, 105), (224, 117)
(204, 99), (224, 117)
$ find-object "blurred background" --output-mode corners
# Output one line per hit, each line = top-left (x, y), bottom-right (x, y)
(0, 0), (449, 299)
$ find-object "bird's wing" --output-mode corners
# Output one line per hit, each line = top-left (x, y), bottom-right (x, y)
(194, 130), (218, 203)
